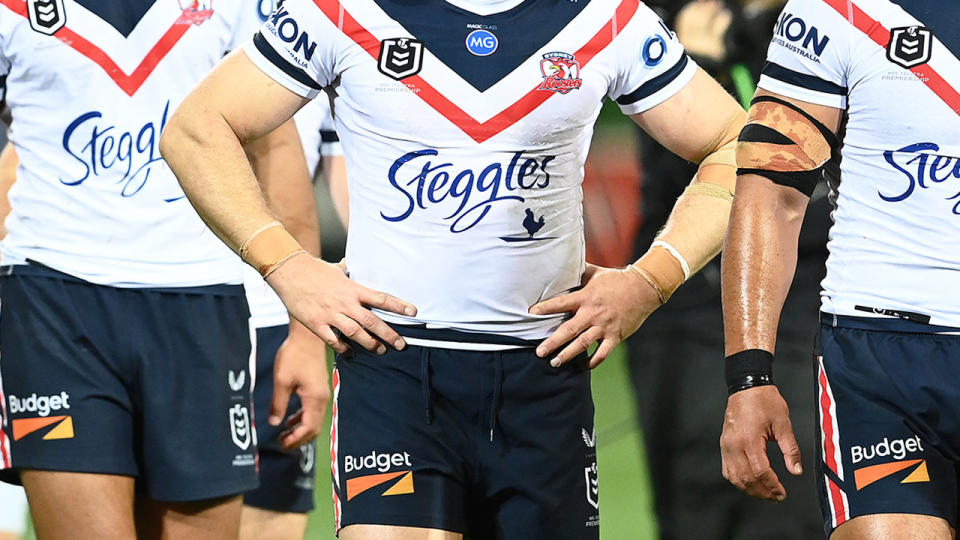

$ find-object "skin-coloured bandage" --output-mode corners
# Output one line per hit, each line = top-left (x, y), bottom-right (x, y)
(736, 95), (838, 197)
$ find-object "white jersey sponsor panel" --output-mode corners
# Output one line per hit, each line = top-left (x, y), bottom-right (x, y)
(245, 0), (696, 340)
(759, 0), (960, 327)
(0, 0), (264, 287)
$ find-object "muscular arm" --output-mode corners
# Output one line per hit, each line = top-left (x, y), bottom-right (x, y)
(721, 89), (841, 355)
(160, 50), (414, 356)
(324, 154), (349, 227)
(534, 67), (746, 366)
(0, 143), (16, 239)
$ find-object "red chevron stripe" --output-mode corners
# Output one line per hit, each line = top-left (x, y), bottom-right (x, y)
(1, 0), (197, 96)
(821, 0), (960, 116)
(313, 0), (639, 143)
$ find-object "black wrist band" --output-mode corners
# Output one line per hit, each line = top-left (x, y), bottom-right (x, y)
(725, 349), (774, 395)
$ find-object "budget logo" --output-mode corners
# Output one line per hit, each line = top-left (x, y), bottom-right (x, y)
(378, 38), (425, 81)
(12, 416), (74, 441)
(465, 29), (498, 56)
(344, 450), (415, 500)
(177, 0), (214, 26)
(539, 52), (582, 94)
(854, 459), (929, 490)
(27, 0), (66, 35)
(887, 26), (933, 69)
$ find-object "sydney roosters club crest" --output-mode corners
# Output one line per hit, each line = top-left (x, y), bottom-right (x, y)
(538, 52), (582, 94)
(177, 0), (214, 26)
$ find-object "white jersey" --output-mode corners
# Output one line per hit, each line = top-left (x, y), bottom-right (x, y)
(237, 0), (343, 328)
(246, 0), (697, 341)
(0, 1), (260, 287)
(758, 0), (960, 327)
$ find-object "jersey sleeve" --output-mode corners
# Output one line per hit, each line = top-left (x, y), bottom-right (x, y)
(757, 0), (851, 109)
(0, 41), (10, 105)
(608, 2), (697, 116)
(242, 0), (339, 99)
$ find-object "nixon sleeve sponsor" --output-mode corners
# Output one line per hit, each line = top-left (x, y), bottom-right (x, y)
(267, 6), (316, 64)
(773, 12), (830, 61)
(9, 392), (71, 417)
(851, 436), (924, 464)
(344, 451), (413, 474)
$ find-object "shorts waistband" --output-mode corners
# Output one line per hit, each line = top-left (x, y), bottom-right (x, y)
(3, 261), (245, 297)
(388, 323), (540, 350)
(819, 311), (960, 334)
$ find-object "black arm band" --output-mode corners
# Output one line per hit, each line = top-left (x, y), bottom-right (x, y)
(725, 349), (774, 395)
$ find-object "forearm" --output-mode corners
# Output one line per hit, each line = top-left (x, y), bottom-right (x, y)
(0, 143), (18, 239)
(720, 175), (807, 355)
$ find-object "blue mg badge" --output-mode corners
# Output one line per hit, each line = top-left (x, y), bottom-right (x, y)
(466, 29), (498, 56)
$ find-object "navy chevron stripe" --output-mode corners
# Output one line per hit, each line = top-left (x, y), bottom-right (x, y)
(372, 0), (590, 92)
(73, 0), (157, 38)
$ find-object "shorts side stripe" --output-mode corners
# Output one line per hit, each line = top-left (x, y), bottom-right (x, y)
(818, 356), (849, 527)
(330, 368), (342, 531)
(0, 300), (10, 469)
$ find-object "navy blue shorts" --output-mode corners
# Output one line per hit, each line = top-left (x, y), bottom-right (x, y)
(815, 313), (960, 536)
(244, 324), (316, 513)
(0, 264), (258, 501)
(330, 330), (599, 538)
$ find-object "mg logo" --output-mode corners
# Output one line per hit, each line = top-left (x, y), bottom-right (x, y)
(887, 26), (933, 69)
(465, 29), (498, 57)
(27, 0), (66, 35)
(378, 38), (425, 81)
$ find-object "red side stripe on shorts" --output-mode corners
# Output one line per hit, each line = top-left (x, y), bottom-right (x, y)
(818, 357), (849, 527)
(820, 0), (960, 116)
(330, 368), (342, 531)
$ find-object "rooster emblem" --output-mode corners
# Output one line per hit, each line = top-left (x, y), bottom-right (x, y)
(538, 52), (583, 94)
(522, 208), (546, 237)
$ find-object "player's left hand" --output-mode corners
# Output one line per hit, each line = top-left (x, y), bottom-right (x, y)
(530, 263), (663, 368)
(271, 318), (331, 450)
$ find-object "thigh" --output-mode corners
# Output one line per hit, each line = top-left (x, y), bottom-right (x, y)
(0, 271), (137, 479)
(136, 494), (243, 540)
(137, 288), (258, 502)
(340, 524), (462, 540)
(332, 346), (470, 536)
(244, 325), (316, 514)
(22, 470), (136, 540)
(832, 513), (954, 540)
(480, 350), (598, 540)
(816, 325), (959, 537)
(239, 506), (309, 540)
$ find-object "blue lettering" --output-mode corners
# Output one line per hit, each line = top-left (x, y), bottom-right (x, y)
(803, 27), (830, 57)
(881, 143), (960, 211)
(270, 7), (287, 26)
(785, 18), (806, 41)
(277, 18), (298, 42)
(59, 101), (170, 197)
(294, 32), (317, 61)
(382, 150), (556, 233)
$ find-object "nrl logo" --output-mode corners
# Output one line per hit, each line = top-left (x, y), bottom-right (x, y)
(887, 26), (933, 69)
(177, 0), (214, 26)
(27, 0), (66, 36)
(584, 462), (599, 509)
(539, 52), (582, 94)
(229, 404), (252, 451)
(378, 38), (424, 81)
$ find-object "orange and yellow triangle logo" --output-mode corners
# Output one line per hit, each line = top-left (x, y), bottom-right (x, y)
(346, 471), (414, 501)
(854, 459), (929, 490)
(11, 416), (74, 441)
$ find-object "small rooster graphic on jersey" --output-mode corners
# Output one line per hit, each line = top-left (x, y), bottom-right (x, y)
(539, 52), (583, 94)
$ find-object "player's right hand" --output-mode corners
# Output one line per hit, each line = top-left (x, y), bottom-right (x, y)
(265, 254), (418, 355)
(719, 385), (803, 502)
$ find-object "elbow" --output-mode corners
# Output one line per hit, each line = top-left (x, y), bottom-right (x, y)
(158, 112), (186, 163)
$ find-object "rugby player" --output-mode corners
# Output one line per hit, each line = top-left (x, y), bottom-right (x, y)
(719, 0), (960, 538)
(160, 0), (746, 537)
(0, 2), (325, 538)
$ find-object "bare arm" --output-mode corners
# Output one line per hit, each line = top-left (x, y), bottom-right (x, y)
(160, 50), (415, 356)
(533, 67), (745, 367)
(323, 154), (349, 227)
(719, 89), (842, 502)
(0, 142), (17, 239)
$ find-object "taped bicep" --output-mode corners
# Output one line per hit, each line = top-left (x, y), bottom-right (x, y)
(736, 92), (842, 197)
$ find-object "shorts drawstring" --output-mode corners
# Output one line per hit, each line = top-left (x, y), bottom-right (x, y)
(421, 348), (433, 425)
(489, 351), (503, 442)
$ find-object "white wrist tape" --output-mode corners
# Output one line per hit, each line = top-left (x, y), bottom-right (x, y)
(652, 240), (691, 282)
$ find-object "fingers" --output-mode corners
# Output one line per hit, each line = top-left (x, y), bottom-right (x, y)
(269, 380), (293, 427)
(588, 339), (617, 369)
(333, 313), (385, 354)
(314, 324), (350, 354)
(359, 287), (417, 318)
(347, 306), (406, 351)
(280, 395), (324, 450)
(775, 418), (803, 475)
(550, 325), (603, 367)
(536, 314), (590, 359)
(745, 448), (786, 501)
(529, 291), (582, 317)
